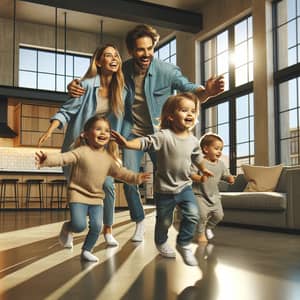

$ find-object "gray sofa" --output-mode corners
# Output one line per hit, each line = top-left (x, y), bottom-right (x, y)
(219, 166), (300, 230)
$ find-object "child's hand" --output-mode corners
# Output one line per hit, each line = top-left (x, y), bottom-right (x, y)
(137, 172), (151, 184)
(35, 151), (47, 169)
(111, 130), (128, 147)
(200, 175), (208, 183)
(227, 175), (235, 184)
(202, 168), (214, 177)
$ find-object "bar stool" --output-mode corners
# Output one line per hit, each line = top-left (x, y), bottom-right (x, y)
(0, 179), (19, 208)
(49, 179), (67, 208)
(25, 179), (44, 209)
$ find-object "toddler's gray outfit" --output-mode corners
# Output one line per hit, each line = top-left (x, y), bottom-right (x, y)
(192, 159), (231, 233)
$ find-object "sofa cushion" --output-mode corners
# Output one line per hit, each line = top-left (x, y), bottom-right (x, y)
(242, 164), (283, 192)
(221, 192), (287, 211)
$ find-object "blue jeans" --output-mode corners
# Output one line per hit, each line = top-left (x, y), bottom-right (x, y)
(103, 176), (115, 226)
(122, 133), (157, 222)
(155, 186), (199, 246)
(68, 203), (103, 251)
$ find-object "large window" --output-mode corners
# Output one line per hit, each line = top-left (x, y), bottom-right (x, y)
(155, 38), (176, 65)
(201, 16), (254, 174)
(19, 46), (91, 92)
(274, 0), (300, 166)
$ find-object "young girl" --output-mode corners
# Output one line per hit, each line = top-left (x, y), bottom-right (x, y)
(36, 115), (150, 262)
(191, 133), (235, 243)
(38, 44), (125, 247)
(112, 92), (211, 267)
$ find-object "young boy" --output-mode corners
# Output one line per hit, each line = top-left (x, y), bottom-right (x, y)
(191, 133), (235, 243)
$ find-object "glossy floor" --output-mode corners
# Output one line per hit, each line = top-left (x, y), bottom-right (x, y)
(0, 208), (300, 300)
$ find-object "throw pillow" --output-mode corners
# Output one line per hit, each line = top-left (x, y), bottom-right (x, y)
(242, 164), (283, 192)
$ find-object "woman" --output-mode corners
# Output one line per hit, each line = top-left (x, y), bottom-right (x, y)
(38, 44), (125, 247)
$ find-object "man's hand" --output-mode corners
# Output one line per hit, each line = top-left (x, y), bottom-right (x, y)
(67, 78), (86, 98)
(227, 175), (235, 185)
(205, 74), (225, 98)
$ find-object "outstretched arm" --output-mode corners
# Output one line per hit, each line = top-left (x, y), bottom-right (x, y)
(195, 75), (225, 103)
(111, 130), (142, 150)
(38, 119), (61, 147)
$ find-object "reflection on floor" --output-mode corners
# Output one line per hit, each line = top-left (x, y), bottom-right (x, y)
(1, 207), (300, 300)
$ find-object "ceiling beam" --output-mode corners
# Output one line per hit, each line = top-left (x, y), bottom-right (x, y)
(23, 0), (202, 33)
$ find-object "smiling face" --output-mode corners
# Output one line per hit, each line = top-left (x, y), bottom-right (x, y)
(169, 98), (197, 133)
(96, 46), (121, 74)
(84, 119), (111, 149)
(203, 139), (224, 162)
(130, 36), (154, 72)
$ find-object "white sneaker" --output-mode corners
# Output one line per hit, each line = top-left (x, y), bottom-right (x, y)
(104, 233), (119, 247)
(176, 244), (198, 266)
(156, 241), (176, 258)
(81, 250), (99, 262)
(206, 228), (214, 240)
(59, 222), (73, 248)
(131, 220), (145, 242)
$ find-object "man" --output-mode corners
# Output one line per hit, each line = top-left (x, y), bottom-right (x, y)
(68, 24), (224, 243)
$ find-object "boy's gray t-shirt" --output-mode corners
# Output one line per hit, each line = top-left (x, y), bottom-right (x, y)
(139, 129), (202, 194)
(192, 159), (230, 205)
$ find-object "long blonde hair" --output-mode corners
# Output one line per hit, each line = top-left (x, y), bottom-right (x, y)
(160, 92), (199, 130)
(73, 114), (121, 166)
(82, 44), (124, 117)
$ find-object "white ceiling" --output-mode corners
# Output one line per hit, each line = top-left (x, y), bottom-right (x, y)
(0, 0), (206, 39)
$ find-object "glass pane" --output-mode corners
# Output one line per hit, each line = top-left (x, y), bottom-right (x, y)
(170, 39), (176, 55)
(288, 20), (297, 47)
(217, 31), (228, 53)
(18, 71), (36, 88)
(204, 39), (214, 60)
(248, 39), (253, 61)
(235, 19), (247, 45)
(217, 124), (229, 144)
(249, 93), (254, 115)
(205, 107), (217, 128)
(234, 42), (248, 67)
(288, 47), (297, 66)
(158, 44), (170, 61)
(249, 117), (254, 140)
(235, 65), (248, 86)
(217, 102), (229, 124)
(236, 95), (249, 119)
(170, 55), (176, 65)
(277, 0), (288, 26)
(298, 0), (300, 16)
(248, 62), (253, 82)
(56, 53), (65, 75)
(204, 58), (215, 81)
(56, 75), (66, 92)
(74, 56), (90, 77)
(277, 24), (290, 69)
(280, 109), (298, 138)
(66, 55), (73, 76)
(237, 143), (249, 157)
(237, 119), (249, 143)
(222, 145), (229, 161)
(279, 79), (297, 111)
(217, 51), (229, 75)
(38, 51), (55, 73)
(38, 73), (55, 90)
(19, 48), (37, 71)
(223, 73), (229, 91)
(288, 0), (297, 21)
(248, 17), (253, 38)
(280, 139), (293, 165)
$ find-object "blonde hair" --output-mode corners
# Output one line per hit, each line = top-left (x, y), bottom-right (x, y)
(159, 92), (199, 130)
(73, 114), (121, 166)
(82, 44), (124, 117)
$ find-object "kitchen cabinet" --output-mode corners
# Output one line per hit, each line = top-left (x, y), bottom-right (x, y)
(15, 103), (65, 147)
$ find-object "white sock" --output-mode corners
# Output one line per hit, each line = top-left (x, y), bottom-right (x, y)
(104, 233), (119, 246)
(81, 250), (99, 262)
(132, 220), (145, 242)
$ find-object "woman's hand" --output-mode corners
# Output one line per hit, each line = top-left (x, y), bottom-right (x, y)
(67, 79), (86, 98)
(38, 132), (51, 147)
